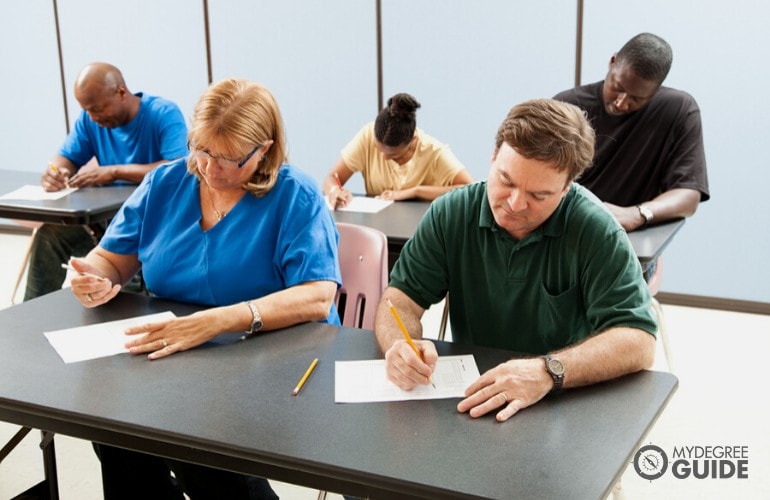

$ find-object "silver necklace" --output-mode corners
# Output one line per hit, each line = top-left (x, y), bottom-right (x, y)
(206, 184), (227, 220)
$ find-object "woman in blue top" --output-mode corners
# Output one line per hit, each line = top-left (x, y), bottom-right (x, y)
(68, 78), (341, 499)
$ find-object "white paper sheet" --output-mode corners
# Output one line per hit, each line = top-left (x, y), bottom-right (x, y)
(334, 354), (480, 403)
(0, 184), (78, 201)
(335, 196), (394, 213)
(43, 311), (176, 363)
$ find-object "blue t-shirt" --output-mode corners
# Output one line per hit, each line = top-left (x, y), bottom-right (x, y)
(100, 159), (342, 324)
(59, 93), (188, 167)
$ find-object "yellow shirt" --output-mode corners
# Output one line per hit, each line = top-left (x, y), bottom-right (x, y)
(341, 122), (465, 195)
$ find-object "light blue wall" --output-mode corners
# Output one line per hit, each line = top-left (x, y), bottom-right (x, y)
(582, 0), (770, 302)
(381, 1), (575, 183)
(1, 0), (767, 303)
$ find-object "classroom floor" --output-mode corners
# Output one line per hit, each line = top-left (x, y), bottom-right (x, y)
(0, 231), (767, 500)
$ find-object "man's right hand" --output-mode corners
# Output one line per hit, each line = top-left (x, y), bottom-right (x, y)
(41, 165), (71, 192)
(384, 338), (438, 390)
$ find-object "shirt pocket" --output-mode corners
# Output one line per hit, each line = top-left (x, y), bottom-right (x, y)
(537, 282), (592, 351)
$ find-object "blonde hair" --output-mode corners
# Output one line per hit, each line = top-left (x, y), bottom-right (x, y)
(495, 98), (595, 182)
(187, 78), (288, 196)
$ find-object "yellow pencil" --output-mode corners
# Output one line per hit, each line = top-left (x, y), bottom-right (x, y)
(386, 298), (436, 388)
(49, 162), (70, 188)
(292, 358), (319, 396)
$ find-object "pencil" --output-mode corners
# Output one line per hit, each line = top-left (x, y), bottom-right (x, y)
(386, 298), (436, 388)
(61, 262), (107, 281)
(49, 162), (70, 188)
(292, 358), (319, 396)
(333, 172), (343, 190)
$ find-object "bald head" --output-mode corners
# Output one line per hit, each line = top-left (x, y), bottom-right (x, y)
(75, 62), (127, 96)
(74, 62), (139, 128)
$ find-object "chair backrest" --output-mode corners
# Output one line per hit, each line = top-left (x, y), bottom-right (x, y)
(335, 222), (388, 329)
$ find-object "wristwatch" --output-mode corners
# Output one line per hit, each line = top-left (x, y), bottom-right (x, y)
(244, 300), (263, 334)
(543, 355), (565, 393)
(637, 204), (654, 227)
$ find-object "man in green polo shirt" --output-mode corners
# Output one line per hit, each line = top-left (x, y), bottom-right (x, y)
(374, 98), (658, 422)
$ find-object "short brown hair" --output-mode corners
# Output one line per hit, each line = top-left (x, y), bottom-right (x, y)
(495, 98), (595, 182)
(187, 78), (287, 197)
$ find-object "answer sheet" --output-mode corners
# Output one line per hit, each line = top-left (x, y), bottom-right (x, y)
(335, 196), (393, 213)
(0, 184), (78, 201)
(334, 354), (480, 403)
(43, 311), (176, 363)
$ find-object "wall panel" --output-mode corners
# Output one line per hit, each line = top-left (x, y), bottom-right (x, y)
(381, 0), (576, 181)
(1, 2), (66, 173)
(208, 0), (378, 191)
(583, 0), (770, 302)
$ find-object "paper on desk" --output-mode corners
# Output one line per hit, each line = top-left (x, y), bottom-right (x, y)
(335, 196), (393, 213)
(43, 311), (176, 363)
(0, 184), (78, 201)
(335, 354), (480, 403)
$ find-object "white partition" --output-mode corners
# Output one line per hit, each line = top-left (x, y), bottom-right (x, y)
(56, 0), (208, 128)
(207, 0), (378, 191)
(381, 0), (576, 182)
(583, 0), (770, 302)
(1, 0), (767, 304)
(0, 2), (67, 173)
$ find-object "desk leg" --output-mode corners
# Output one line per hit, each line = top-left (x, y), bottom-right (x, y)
(40, 431), (60, 500)
(82, 223), (106, 246)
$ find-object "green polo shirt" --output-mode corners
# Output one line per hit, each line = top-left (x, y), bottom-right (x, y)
(390, 182), (657, 354)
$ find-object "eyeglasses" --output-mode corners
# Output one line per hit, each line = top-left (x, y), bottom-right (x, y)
(189, 143), (262, 169)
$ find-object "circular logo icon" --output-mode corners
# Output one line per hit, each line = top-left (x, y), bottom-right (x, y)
(634, 444), (668, 480)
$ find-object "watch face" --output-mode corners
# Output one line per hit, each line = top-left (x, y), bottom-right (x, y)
(546, 358), (565, 376)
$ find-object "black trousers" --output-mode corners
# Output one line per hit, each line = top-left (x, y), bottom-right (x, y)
(94, 443), (279, 500)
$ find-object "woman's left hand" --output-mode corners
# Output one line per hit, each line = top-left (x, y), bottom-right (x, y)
(377, 188), (413, 201)
(124, 310), (223, 360)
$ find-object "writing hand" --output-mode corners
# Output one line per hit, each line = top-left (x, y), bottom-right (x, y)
(384, 339), (437, 390)
(68, 258), (120, 307)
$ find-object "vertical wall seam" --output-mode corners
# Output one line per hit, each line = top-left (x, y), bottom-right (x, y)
(203, 0), (213, 84)
(52, 0), (69, 133)
(376, 0), (383, 112)
(575, 0), (583, 87)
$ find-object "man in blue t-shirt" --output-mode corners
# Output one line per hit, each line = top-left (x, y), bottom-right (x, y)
(25, 62), (188, 300)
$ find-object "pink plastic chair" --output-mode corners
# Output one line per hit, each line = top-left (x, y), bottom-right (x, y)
(335, 222), (388, 329)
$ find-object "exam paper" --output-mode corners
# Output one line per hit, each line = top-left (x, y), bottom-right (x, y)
(0, 184), (78, 201)
(335, 196), (394, 213)
(43, 311), (176, 363)
(334, 354), (480, 403)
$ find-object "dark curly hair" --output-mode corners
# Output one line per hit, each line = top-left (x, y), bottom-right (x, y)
(374, 93), (421, 147)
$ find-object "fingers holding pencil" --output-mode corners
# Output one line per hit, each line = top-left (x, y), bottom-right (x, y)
(43, 162), (71, 191)
(384, 298), (437, 389)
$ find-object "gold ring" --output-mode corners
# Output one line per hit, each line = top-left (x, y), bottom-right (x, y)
(85, 293), (93, 302)
(162, 339), (168, 348)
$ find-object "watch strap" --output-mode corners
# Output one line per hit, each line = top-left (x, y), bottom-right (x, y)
(244, 300), (263, 334)
(543, 355), (565, 393)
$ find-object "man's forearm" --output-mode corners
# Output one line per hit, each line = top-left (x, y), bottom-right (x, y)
(554, 327), (656, 389)
(374, 287), (425, 352)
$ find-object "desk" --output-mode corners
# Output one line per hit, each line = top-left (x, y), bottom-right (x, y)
(627, 219), (686, 273)
(0, 169), (136, 226)
(0, 290), (677, 499)
(332, 200), (685, 275)
(331, 200), (429, 257)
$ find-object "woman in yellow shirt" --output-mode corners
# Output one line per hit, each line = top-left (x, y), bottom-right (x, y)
(324, 93), (473, 208)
